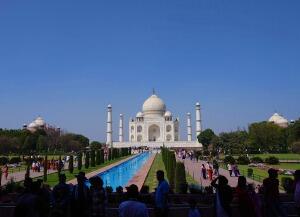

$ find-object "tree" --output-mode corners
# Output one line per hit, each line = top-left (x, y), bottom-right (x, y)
(69, 155), (74, 173)
(219, 130), (248, 155)
(287, 119), (300, 146)
(96, 150), (101, 165)
(37, 135), (47, 152)
(85, 152), (90, 169)
(248, 122), (286, 153)
(175, 162), (187, 193)
(90, 141), (102, 150)
(291, 141), (300, 154)
(91, 150), (96, 167)
(100, 149), (104, 164)
(57, 155), (62, 176)
(77, 152), (82, 170)
(197, 129), (215, 151)
(43, 155), (48, 182)
(23, 135), (36, 152)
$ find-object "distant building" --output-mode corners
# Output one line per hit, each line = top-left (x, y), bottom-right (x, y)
(23, 116), (60, 133)
(268, 113), (289, 128)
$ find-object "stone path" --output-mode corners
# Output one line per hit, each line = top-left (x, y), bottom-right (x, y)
(1, 167), (64, 186)
(127, 153), (156, 190)
(182, 158), (262, 187)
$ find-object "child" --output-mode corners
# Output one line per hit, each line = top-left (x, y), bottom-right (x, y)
(188, 198), (201, 217)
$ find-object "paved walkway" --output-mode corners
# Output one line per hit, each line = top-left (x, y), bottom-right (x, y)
(182, 158), (262, 187)
(1, 167), (65, 186)
(127, 153), (156, 190)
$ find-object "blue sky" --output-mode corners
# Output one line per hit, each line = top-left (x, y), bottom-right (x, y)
(0, 0), (299, 142)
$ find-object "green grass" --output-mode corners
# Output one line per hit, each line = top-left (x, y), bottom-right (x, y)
(237, 165), (292, 188)
(249, 153), (300, 160)
(33, 155), (131, 187)
(144, 153), (168, 192)
(144, 153), (198, 192)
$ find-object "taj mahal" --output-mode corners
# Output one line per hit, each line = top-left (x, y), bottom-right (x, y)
(106, 92), (202, 148)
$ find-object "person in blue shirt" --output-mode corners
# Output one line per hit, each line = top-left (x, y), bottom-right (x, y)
(155, 170), (169, 217)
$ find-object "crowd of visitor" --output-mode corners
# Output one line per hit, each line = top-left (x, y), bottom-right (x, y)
(10, 168), (300, 217)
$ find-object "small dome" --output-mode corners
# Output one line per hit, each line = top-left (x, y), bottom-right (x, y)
(34, 116), (45, 127)
(268, 113), (288, 127)
(136, 112), (144, 118)
(196, 102), (200, 106)
(142, 94), (166, 116)
(28, 122), (38, 128)
(164, 111), (172, 117)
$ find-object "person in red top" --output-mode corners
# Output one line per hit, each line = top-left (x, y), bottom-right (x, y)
(262, 168), (285, 217)
(235, 176), (256, 217)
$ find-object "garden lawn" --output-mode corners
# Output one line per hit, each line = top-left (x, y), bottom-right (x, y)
(33, 155), (131, 187)
(144, 154), (198, 192)
(250, 153), (300, 160)
(144, 153), (167, 192)
(237, 164), (293, 188)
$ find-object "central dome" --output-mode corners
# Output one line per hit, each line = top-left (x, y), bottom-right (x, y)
(142, 94), (166, 117)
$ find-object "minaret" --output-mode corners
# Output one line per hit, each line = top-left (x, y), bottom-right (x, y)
(187, 112), (192, 141)
(119, 114), (124, 142)
(106, 104), (113, 146)
(195, 102), (202, 138)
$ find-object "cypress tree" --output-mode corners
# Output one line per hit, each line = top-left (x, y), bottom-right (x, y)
(78, 152), (82, 170)
(108, 149), (112, 161)
(175, 162), (187, 193)
(69, 155), (74, 173)
(85, 152), (90, 169)
(91, 150), (96, 167)
(100, 149), (104, 164)
(57, 155), (62, 177)
(96, 150), (101, 165)
(43, 155), (48, 182)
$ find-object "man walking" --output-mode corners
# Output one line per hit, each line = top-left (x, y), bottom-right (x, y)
(155, 170), (169, 217)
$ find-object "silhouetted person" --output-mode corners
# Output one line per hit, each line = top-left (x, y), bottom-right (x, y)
(235, 176), (256, 217)
(52, 174), (71, 217)
(211, 175), (233, 217)
(89, 176), (107, 217)
(155, 170), (169, 217)
(188, 198), (201, 217)
(119, 184), (149, 217)
(294, 170), (300, 217)
(71, 172), (90, 217)
(263, 168), (285, 217)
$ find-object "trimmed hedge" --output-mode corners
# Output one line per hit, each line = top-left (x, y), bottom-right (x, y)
(247, 168), (253, 177)
(175, 162), (187, 193)
(237, 155), (250, 165)
(223, 155), (235, 165)
(77, 152), (82, 170)
(69, 155), (74, 174)
(265, 156), (279, 165)
(0, 157), (9, 165)
(85, 152), (90, 169)
(9, 157), (21, 164)
(161, 147), (176, 190)
(91, 150), (96, 167)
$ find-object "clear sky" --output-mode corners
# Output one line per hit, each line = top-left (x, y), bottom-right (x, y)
(0, 0), (299, 142)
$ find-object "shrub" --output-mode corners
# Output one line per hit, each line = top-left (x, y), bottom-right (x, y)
(224, 155), (235, 165)
(100, 150), (104, 164)
(91, 150), (96, 167)
(9, 157), (21, 164)
(96, 150), (101, 165)
(247, 168), (253, 177)
(265, 156), (279, 165)
(0, 157), (9, 165)
(69, 155), (74, 174)
(281, 177), (294, 193)
(237, 155), (250, 165)
(291, 141), (300, 154)
(175, 162), (187, 193)
(251, 156), (264, 164)
(77, 152), (82, 170)
(85, 152), (90, 169)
